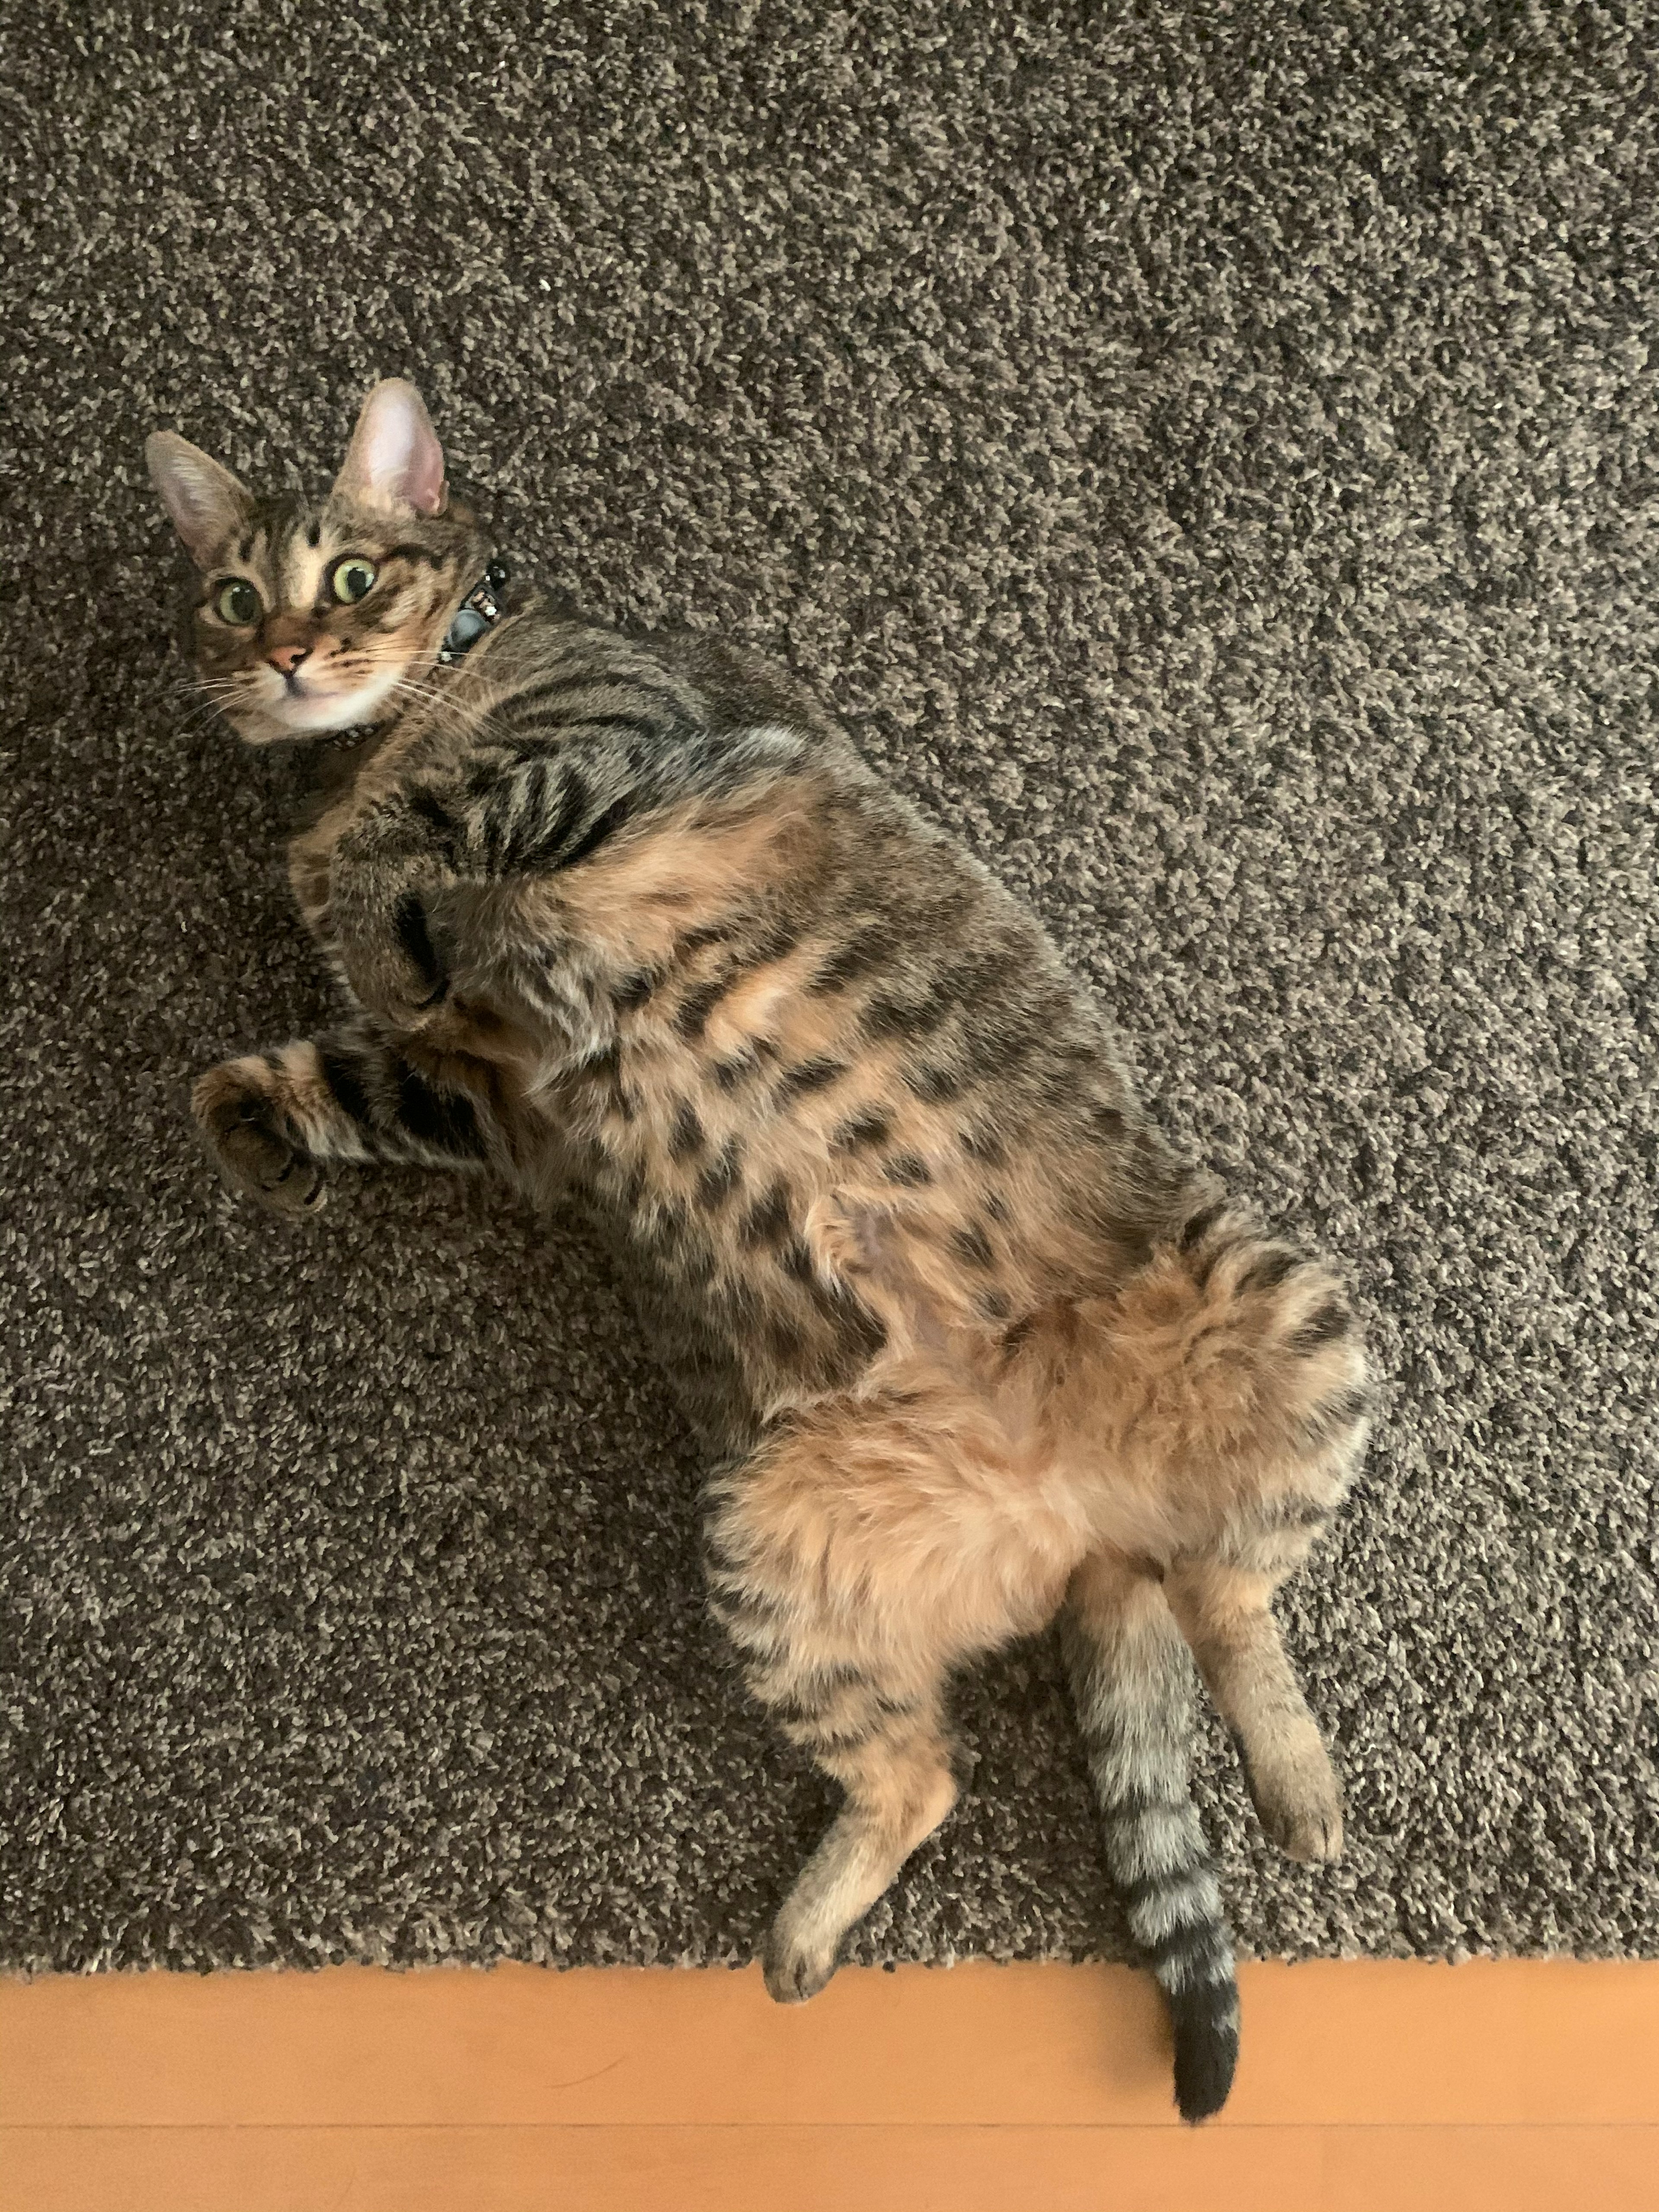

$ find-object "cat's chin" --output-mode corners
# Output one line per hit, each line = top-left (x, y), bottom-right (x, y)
(233, 665), (408, 744)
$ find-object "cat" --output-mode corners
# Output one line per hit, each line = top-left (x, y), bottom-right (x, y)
(147, 378), (1371, 2123)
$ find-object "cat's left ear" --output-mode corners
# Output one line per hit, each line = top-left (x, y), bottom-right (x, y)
(333, 379), (448, 515)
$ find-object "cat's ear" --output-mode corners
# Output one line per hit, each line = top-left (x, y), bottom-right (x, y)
(145, 432), (254, 567)
(332, 379), (448, 515)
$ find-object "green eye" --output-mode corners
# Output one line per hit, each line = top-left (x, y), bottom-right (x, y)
(215, 578), (261, 625)
(331, 556), (378, 604)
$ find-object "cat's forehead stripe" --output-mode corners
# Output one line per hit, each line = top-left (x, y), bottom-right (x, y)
(283, 531), (328, 611)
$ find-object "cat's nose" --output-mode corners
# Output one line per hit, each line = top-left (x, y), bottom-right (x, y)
(267, 641), (310, 678)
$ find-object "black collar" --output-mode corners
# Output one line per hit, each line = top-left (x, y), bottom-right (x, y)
(326, 558), (512, 752)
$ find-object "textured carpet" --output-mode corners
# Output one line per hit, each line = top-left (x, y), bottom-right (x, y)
(2, 0), (1655, 1977)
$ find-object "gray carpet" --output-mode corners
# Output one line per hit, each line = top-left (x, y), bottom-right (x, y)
(2, 0), (1655, 1977)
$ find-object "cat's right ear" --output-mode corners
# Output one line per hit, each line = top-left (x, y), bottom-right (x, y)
(145, 432), (254, 568)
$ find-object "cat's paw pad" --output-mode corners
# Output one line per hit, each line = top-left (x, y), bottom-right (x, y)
(193, 1059), (327, 1217)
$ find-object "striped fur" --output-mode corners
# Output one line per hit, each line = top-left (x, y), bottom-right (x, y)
(159, 382), (1374, 2121)
(1062, 1555), (1239, 2123)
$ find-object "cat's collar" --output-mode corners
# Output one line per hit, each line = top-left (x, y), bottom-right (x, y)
(436, 557), (512, 668)
(326, 558), (512, 752)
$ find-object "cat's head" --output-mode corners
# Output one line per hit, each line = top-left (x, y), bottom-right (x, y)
(146, 380), (491, 744)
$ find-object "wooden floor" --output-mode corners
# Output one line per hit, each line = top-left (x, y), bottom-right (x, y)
(4, 1958), (1656, 2211)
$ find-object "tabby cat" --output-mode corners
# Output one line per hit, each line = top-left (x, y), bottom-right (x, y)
(147, 380), (1370, 2122)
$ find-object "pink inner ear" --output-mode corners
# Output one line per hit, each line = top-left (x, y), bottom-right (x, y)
(346, 384), (446, 513)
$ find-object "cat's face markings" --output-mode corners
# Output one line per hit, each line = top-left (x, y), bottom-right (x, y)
(148, 380), (489, 745)
(183, 497), (474, 741)
(180, 500), (481, 741)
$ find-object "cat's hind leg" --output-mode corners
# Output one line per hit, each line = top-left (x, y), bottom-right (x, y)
(1075, 1203), (1372, 1866)
(758, 1678), (959, 2004)
(702, 1387), (1079, 2005)
(1166, 1557), (1344, 1863)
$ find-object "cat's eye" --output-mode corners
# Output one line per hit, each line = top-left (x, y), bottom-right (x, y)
(214, 578), (261, 625)
(330, 556), (378, 604)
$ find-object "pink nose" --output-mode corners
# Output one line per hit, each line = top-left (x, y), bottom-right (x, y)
(267, 642), (310, 677)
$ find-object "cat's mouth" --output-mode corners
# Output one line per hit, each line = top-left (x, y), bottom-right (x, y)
(245, 659), (407, 738)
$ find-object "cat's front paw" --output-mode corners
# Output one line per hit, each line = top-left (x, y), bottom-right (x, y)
(336, 889), (449, 1032)
(193, 1058), (327, 1216)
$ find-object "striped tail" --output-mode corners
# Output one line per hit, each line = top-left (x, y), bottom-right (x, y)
(1061, 1556), (1239, 2123)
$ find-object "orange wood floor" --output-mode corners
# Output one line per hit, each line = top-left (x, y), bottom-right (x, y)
(4, 1958), (1657, 2212)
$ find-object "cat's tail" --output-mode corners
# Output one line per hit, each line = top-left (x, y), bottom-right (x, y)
(1059, 1557), (1239, 2125)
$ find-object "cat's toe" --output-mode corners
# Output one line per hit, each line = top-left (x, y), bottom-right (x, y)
(1272, 1802), (1344, 1864)
(1246, 1741), (1344, 1864)
(762, 1923), (839, 2005)
(215, 1122), (326, 1215)
(1255, 1777), (1344, 1864)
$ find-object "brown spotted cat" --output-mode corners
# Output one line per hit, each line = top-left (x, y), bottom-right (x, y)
(147, 380), (1370, 2123)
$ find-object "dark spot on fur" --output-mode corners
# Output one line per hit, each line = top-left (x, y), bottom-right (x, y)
(831, 1106), (890, 1152)
(1000, 1313), (1037, 1357)
(395, 1066), (486, 1158)
(1290, 1300), (1351, 1351)
(862, 994), (927, 1041)
(669, 1100), (705, 1160)
(882, 1153), (932, 1187)
(696, 1137), (743, 1208)
(317, 1044), (373, 1128)
(809, 929), (890, 994)
(1179, 1201), (1227, 1251)
(557, 792), (634, 872)
(960, 1123), (1007, 1167)
(1242, 1247), (1300, 1294)
(676, 975), (736, 1041)
(679, 921), (741, 955)
(713, 1054), (758, 1093)
(985, 1191), (1009, 1223)
(803, 1273), (888, 1361)
(779, 1235), (817, 1281)
(906, 1062), (963, 1104)
(385, 541), (448, 569)
(776, 1056), (848, 1102)
(975, 1287), (1013, 1321)
(950, 1221), (995, 1268)
(613, 970), (657, 1013)
(741, 1179), (792, 1247)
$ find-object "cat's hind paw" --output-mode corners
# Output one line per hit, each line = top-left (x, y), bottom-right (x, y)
(761, 1922), (840, 2005)
(1246, 1737), (1345, 1864)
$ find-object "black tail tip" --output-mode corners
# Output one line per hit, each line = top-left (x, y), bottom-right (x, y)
(1171, 1994), (1239, 2124)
